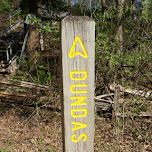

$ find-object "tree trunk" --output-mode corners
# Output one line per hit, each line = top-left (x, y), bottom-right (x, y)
(26, 25), (40, 72)
(115, 0), (125, 54)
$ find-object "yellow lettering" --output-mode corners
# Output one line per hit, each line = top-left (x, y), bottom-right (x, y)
(71, 109), (87, 117)
(71, 134), (87, 142)
(69, 36), (88, 58)
(70, 84), (87, 93)
(70, 96), (87, 106)
(70, 71), (87, 81)
(71, 122), (88, 131)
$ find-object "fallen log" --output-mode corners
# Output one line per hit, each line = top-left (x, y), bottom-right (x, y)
(95, 93), (115, 118)
(95, 93), (114, 99)
(0, 80), (49, 90)
(95, 102), (112, 112)
(95, 101), (112, 118)
(0, 91), (38, 101)
(94, 93), (114, 104)
(110, 84), (152, 98)
(116, 111), (152, 118)
(94, 97), (114, 104)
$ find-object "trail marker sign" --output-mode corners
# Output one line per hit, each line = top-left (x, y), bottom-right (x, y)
(61, 16), (95, 152)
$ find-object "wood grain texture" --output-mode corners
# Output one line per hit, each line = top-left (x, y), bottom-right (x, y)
(61, 16), (95, 152)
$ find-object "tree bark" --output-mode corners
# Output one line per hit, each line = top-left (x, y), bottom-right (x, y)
(26, 25), (40, 72)
(115, 0), (125, 54)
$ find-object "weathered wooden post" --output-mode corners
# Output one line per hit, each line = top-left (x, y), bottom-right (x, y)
(61, 16), (95, 152)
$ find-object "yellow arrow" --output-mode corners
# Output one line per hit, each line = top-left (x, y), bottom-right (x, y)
(69, 36), (88, 58)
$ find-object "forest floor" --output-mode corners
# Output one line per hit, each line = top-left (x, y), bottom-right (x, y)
(0, 91), (151, 152)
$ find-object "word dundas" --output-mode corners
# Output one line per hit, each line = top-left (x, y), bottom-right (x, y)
(69, 36), (88, 143)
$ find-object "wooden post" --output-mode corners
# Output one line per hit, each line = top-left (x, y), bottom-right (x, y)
(61, 16), (95, 152)
(113, 86), (121, 114)
(113, 85), (121, 140)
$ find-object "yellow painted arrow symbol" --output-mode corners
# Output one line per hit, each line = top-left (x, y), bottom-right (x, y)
(69, 36), (88, 58)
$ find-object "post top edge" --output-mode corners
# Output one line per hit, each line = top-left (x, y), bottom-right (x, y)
(62, 16), (94, 22)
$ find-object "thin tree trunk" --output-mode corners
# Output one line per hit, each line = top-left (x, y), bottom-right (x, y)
(26, 25), (40, 72)
(115, 0), (125, 54)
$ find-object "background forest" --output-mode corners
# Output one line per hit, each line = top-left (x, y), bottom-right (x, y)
(0, 0), (151, 151)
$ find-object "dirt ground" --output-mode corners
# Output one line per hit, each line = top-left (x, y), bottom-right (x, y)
(0, 96), (151, 152)
(0, 98), (63, 152)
